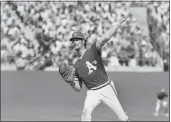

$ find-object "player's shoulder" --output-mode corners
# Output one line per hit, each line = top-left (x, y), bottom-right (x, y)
(87, 42), (97, 50)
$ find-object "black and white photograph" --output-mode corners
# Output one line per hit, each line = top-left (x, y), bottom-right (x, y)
(1, 1), (170, 121)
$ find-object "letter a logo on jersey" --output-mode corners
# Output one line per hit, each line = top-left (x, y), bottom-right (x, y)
(85, 61), (97, 74)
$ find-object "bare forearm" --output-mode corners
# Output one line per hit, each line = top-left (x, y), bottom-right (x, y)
(106, 14), (129, 40)
(106, 22), (122, 40)
(102, 19), (126, 43)
(96, 15), (129, 50)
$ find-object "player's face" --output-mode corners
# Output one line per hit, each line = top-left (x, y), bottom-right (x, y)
(72, 39), (83, 50)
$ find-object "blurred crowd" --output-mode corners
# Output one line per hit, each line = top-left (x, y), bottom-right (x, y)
(1, 1), (169, 70)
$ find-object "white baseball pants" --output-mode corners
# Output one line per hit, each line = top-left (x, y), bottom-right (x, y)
(81, 81), (129, 121)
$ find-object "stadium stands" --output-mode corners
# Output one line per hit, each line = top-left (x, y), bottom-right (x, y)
(1, 1), (169, 70)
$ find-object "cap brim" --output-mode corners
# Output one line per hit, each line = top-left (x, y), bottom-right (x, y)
(70, 37), (83, 41)
(70, 38), (74, 41)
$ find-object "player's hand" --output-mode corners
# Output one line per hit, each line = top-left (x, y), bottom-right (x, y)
(59, 62), (76, 83)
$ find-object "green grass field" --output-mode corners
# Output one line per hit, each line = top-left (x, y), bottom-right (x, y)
(1, 71), (169, 121)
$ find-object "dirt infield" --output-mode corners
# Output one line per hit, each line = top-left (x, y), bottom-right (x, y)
(1, 71), (169, 121)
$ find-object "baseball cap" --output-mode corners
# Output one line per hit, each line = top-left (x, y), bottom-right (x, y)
(70, 31), (85, 41)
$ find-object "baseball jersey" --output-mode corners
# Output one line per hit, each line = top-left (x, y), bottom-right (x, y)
(157, 91), (168, 100)
(75, 42), (110, 90)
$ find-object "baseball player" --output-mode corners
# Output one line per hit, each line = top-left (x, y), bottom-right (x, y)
(154, 88), (169, 117)
(59, 14), (130, 121)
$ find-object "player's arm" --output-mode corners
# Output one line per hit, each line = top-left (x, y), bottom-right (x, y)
(70, 77), (83, 92)
(96, 14), (129, 51)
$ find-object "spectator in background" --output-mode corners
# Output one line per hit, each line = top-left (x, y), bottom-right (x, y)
(108, 51), (120, 67)
(35, 27), (55, 55)
(118, 46), (129, 67)
(127, 41), (136, 67)
(1, 44), (8, 63)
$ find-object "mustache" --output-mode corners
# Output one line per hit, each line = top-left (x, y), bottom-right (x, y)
(72, 42), (77, 49)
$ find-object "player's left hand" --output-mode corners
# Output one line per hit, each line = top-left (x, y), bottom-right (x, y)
(59, 62), (76, 83)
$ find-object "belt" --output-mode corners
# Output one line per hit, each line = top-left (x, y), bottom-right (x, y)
(90, 79), (111, 90)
